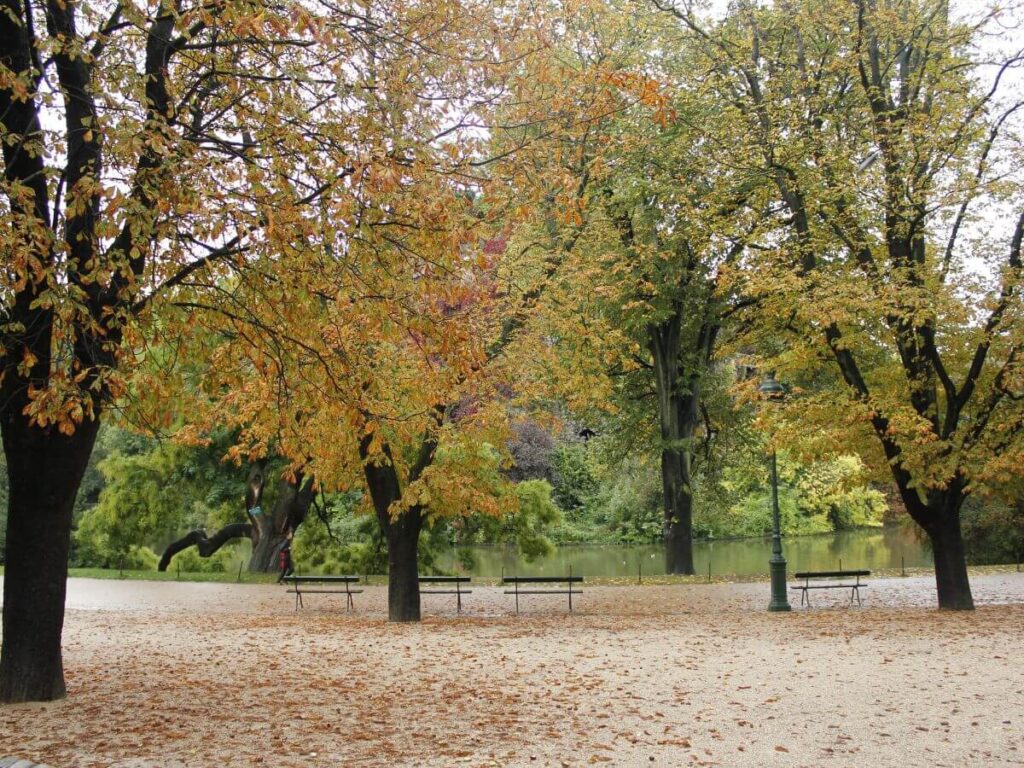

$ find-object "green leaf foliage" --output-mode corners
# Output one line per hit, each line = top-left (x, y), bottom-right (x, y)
(71, 436), (244, 567)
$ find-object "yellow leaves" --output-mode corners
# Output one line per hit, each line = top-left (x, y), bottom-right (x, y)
(17, 346), (38, 377)
(21, 383), (94, 435)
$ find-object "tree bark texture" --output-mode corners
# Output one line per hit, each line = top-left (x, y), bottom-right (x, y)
(383, 507), (424, 622)
(157, 469), (314, 574)
(928, 512), (974, 610)
(0, 419), (100, 702)
(361, 440), (422, 621)
(914, 485), (975, 611)
(649, 313), (716, 576)
(248, 475), (315, 573)
(157, 523), (253, 572)
(360, 423), (440, 622)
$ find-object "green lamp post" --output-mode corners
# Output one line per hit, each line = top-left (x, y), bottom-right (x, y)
(759, 373), (792, 612)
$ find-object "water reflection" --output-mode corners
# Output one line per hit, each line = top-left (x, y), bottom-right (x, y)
(439, 527), (932, 578)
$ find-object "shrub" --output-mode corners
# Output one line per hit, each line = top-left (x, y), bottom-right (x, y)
(960, 498), (1024, 566)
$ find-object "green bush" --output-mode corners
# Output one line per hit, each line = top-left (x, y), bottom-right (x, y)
(727, 488), (831, 537)
(70, 437), (243, 568)
(510, 479), (563, 560)
(696, 452), (886, 539)
(960, 498), (1024, 566)
(292, 504), (389, 575)
(167, 543), (245, 573)
(551, 444), (599, 518)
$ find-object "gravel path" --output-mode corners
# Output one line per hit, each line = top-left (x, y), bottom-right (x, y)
(2, 572), (1023, 767)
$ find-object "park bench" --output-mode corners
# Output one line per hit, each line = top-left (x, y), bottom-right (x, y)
(791, 570), (870, 607)
(282, 574), (363, 611)
(419, 575), (472, 613)
(503, 574), (583, 614)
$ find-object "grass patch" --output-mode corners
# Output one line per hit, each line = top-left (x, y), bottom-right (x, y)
(0, 563), (1020, 587)
(65, 567), (279, 584)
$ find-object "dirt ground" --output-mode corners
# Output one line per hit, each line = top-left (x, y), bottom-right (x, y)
(2, 573), (1023, 767)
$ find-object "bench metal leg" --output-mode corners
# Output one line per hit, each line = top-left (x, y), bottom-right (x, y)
(456, 583), (462, 614)
(515, 582), (519, 615)
(295, 588), (303, 611)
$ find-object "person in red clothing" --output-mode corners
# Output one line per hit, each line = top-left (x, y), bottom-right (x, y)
(277, 533), (294, 583)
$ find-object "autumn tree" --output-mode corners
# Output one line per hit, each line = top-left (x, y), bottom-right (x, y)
(501, 2), (769, 573)
(662, 0), (1024, 608)
(134, 0), (564, 621)
(0, 0), (485, 700)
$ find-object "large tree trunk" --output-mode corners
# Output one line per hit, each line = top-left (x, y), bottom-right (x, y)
(383, 507), (424, 622)
(362, 449), (423, 622)
(248, 527), (286, 573)
(361, 427), (440, 623)
(662, 450), (695, 575)
(0, 418), (100, 702)
(248, 476), (314, 572)
(650, 316), (702, 576)
(158, 469), (314, 574)
(896, 477), (975, 610)
(925, 497), (974, 611)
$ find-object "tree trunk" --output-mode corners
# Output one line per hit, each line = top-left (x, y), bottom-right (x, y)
(895, 475), (975, 610)
(650, 317), (699, 576)
(158, 523), (253, 572)
(926, 501), (974, 610)
(662, 450), (695, 575)
(158, 470), (314, 574)
(248, 528), (286, 573)
(384, 507), (423, 622)
(248, 475), (315, 573)
(0, 418), (100, 702)
(361, 433), (431, 622)
(360, 436), (423, 622)
(247, 475), (286, 573)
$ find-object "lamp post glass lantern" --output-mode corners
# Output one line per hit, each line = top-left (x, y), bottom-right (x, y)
(758, 374), (792, 612)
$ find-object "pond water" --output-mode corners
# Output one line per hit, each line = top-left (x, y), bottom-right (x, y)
(437, 526), (932, 579)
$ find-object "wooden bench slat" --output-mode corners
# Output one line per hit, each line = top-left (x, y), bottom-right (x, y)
(416, 576), (472, 611)
(790, 584), (869, 590)
(502, 574), (583, 613)
(791, 569), (869, 608)
(284, 575), (362, 611)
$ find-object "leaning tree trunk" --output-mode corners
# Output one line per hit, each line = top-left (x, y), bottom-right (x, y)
(0, 418), (101, 702)
(158, 523), (252, 572)
(248, 475), (315, 573)
(158, 468), (314, 574)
